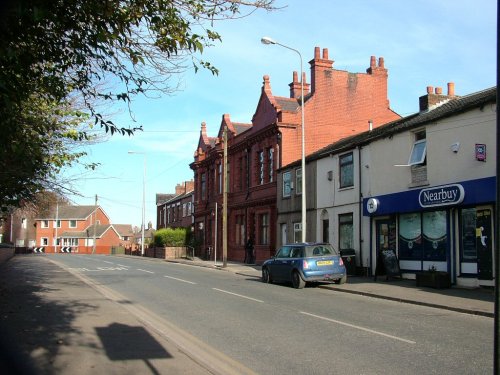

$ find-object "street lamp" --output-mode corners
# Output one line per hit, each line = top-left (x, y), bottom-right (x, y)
(261, 36), (307, 242)
(128, 151), (146, 256)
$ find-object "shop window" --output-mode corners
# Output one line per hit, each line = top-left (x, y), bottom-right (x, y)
(399, 211), (447, 261)
(408, 130), (427, 166)
(339, 152), (354, 188)
(283, 171), (292, 197)
(338, 213), (353, 250)
(295, 168), (302, 195)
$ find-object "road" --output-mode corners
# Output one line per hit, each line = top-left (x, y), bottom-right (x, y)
(3, 254), (494, 374)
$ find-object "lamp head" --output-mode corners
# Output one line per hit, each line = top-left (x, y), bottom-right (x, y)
(261, 36), (276, 45)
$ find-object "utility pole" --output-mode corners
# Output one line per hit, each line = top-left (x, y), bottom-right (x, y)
(92, 195), (97, 254)
(222, 125), (228, 268)
(54, 202), (59, 253)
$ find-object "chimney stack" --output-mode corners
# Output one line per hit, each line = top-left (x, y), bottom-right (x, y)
(419, 82), (457, 111)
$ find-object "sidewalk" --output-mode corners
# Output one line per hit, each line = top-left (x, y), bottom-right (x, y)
(166, 257), (495, 318)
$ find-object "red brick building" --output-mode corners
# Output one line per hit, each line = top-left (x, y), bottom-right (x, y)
(190, 46), (401, 263)
(34, 205), (131, 254)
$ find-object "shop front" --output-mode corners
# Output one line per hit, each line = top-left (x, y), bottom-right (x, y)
(363, 176), (495, 287)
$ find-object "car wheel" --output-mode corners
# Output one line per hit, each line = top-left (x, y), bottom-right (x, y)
(335, 275), (347, 285)
(262, 267), (272, 283)
(291, 270), (305, 289)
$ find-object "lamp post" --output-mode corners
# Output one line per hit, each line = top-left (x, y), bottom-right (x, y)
(261, 36), (306, 242)
(128, 151), (146, 256)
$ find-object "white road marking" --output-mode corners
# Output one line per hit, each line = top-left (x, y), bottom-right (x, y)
(300, 311), (416, 344)
(103, 260), (114, 264)
(137, 269), (154, 274)
(212, 288), (264, 303)
(117, 264), (129, 268)
(164, 275), (197, 284)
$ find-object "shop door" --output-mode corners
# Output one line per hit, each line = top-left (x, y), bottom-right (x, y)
(375, 218), (397, 272)
(376, 219), (397, 256)
(476, 208), (493, 280)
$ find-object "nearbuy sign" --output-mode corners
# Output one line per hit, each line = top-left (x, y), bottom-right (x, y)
(418, 184), (465, 208)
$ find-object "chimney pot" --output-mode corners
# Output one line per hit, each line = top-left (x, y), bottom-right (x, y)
(378, 57), (385, 68)
(314, 47), (320, 59)
(435, 87), (443, 95)
(447, 82), (455, 96)
(427, 86), (433, 94)
(323, 48), (329, 60)
(370, 56), (376, 68)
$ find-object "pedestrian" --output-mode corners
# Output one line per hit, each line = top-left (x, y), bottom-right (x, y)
(245, 236), (254, 264)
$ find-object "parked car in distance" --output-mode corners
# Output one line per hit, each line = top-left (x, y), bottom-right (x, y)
(261, 243), (347, 289)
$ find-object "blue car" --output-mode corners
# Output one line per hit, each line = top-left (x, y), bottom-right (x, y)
(261, 243), (347, 289)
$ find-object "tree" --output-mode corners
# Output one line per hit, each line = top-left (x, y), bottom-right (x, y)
(0, 0), (278, 211)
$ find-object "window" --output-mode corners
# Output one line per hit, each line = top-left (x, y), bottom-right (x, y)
(293, 222), (302, 243)
(63, 238), (78, 246)
(183, 203), (187, 217)
(259, 151), (265, 185)
(41, 237), (48, 246)
(408, 130), (427, 165)
(276, 246), (292, 258)
(295, 168), (302, 194)
(21, 218), (27, 229)
(69, 220), (77, 228)
(339, 152), (354, 188)
(218, 164), (223, 194)
(235, 215), (246, 246)
(41, 220), (49, 228)
(260, 213), (269, 245)
(283, 171), (292, 197)
(268, 148), (274, 182)
(399, 210), (447, 261)
(201, 173), (206, 201)
(338, 213), (353, 250)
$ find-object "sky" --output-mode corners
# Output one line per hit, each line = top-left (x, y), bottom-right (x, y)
(66, 0), (497, 230)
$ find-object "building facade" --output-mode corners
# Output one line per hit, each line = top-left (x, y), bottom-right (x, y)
(35, 205), (127, 254)
(156, 180), (194, 230)
(277, 84), (496, 287)
(191, 46), (400, 263)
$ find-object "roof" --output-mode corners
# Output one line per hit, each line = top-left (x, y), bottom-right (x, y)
(233, 123), (252, 135)
(113, 224), (134, 237)
(275, 97), (300, 112)
(156, 194), (176, 205)
(60, 224), (115, 238)
(283, 86), (497, 168)
(37, 205), (97, 220)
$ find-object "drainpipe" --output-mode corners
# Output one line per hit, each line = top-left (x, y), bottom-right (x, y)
(358, 146), (363, 275)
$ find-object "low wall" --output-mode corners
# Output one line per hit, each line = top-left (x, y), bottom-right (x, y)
(145, 247), (187, 259)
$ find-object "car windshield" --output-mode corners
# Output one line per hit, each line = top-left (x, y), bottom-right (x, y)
(305, 245), (338, 257)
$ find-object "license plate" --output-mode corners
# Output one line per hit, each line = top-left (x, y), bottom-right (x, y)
(316, 260), (333, 266)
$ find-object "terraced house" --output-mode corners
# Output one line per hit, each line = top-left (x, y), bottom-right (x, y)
(190, 46), (400, 263)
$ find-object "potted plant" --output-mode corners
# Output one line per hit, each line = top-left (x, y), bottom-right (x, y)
(416, 265), (451, 289)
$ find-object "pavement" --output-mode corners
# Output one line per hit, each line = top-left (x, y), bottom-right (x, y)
(0, 253), (495, 375)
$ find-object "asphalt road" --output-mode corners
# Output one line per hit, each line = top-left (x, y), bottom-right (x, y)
(5, 254), (494, 374)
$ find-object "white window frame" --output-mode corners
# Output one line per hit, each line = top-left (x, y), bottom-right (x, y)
(41, 220), (49, 228)
(54, 220), (61, 228)
(293, 222), (302, 243)
(408, 132), (427, 166)
(69, 220), (77, 228)
(283, 171), (292, 197)
(41, 237), (48, 246)
(295, 168), (302, 195)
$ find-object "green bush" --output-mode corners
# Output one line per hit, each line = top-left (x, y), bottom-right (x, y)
(154, 227), (187, 247)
